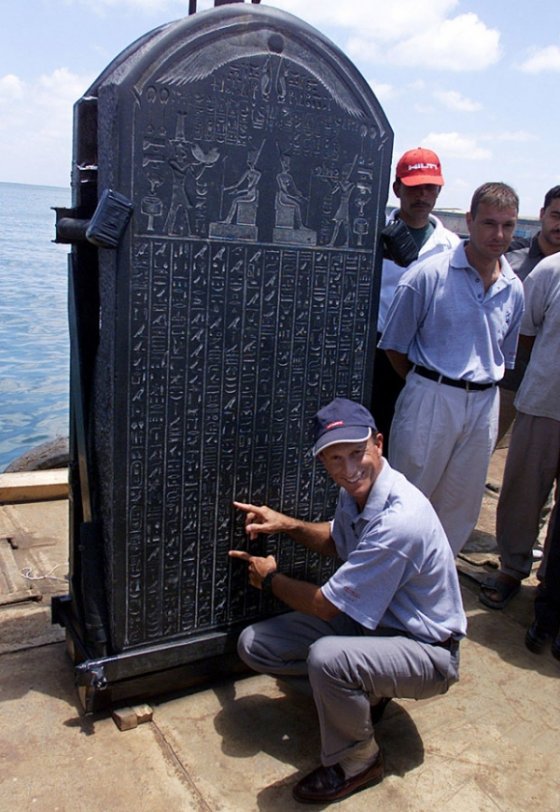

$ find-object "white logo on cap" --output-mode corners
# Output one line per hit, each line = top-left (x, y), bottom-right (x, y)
(408, 162), (438, 171)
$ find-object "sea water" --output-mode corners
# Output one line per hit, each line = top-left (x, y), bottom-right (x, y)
(0, 182), (71, 472)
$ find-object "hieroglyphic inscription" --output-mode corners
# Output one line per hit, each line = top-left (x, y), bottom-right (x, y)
(133, 30), (387, 251)
(90, 9), (391, 654)
(123, 237), (374, 646)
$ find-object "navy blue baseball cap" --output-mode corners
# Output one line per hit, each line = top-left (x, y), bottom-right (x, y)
(312, 398), (377, 457)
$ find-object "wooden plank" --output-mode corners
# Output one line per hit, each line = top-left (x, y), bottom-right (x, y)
(112, 704), (154, 731)
(0, 470), (69, 504)
(0, 541), (41, 604)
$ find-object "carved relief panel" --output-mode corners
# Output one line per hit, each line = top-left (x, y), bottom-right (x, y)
(87, 5), (392, 653)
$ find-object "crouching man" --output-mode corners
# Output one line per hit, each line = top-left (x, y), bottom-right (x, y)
(229, 397), (466, 804)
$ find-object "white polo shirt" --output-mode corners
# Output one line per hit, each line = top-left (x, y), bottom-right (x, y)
(379, 241), (525, 383)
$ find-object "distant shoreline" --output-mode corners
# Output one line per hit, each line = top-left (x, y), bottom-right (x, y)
(0, 180), (69, 192)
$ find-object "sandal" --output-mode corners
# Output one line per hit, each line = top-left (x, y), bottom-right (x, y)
(479, 574), (520, 610)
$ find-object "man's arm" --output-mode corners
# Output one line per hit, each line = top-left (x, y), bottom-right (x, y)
(233, 501), (336, 557)
(501, 283), (527, 368)
(384, 349), (412, 380)
(227, 550), (339, 620)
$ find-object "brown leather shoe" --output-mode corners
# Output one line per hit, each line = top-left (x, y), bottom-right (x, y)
(292, 750), (384, 804)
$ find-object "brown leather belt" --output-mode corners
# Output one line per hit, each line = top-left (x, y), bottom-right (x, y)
(413, 364), (494, 392)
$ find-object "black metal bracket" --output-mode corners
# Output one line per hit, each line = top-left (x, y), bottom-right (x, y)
(189, 1), (261, 15)
(54, 189), (133, 248)
(75, 662), (109, 692)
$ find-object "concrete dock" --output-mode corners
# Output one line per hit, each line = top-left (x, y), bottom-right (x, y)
(1, 448), (558, 811)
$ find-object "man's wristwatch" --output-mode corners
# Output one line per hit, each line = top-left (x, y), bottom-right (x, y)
(261, 571), (278, 595)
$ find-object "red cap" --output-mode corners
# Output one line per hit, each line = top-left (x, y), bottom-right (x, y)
(395, 148), (444, 187)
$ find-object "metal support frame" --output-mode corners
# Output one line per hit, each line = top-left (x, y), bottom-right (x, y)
(189, 1), (262, 16)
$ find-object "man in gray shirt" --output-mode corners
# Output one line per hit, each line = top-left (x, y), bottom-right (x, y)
(497, 185), (560, 442)
(480, 255), (560, 610)
(229, 398), (466, 804)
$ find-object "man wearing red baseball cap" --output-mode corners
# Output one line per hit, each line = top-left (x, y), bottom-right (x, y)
(373, 147), (460, 453)
(395, 146), (445, 186)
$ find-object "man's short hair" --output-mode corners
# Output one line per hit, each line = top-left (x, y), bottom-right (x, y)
(470, 182), (519, 218)
(543, 185), (560, 210)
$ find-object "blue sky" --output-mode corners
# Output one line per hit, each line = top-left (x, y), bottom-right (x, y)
(1, 0), (559, 215)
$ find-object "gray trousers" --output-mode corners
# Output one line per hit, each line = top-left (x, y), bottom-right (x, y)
(496, 411), (560, 580)
(237, 611), (460, 766)
(389, 372), (498, 555)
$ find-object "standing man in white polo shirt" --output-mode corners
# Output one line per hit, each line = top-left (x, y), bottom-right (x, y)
(372, 147), (460, 454)
(379, 182), (525, 555)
